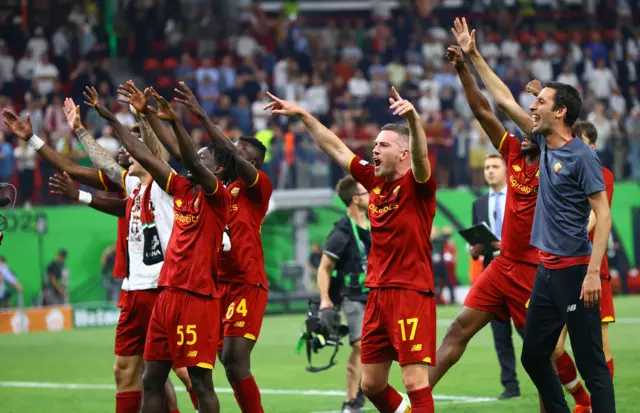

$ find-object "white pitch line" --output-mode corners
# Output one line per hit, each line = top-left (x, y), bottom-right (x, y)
(437, 317), (640, 326)
(0, 381), (496, 403)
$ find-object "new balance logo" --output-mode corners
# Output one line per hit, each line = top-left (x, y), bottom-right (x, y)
(234, 321), (245, 328)
(187, 351), (198, 358)
(567, 304), (577, 312)
(410, 344), (422, 352)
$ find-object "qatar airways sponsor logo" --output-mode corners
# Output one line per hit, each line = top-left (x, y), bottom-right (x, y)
(509, 175), (538, 194)
(174, 212), (199, 224)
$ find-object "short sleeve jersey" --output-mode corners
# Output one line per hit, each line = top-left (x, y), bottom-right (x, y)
(497, 132), (540, 265)
(348, 155), (438, 292)
(218, 171), (273, 289)
(159, 172), (230, 297)
(589, 167), (614, 277)
(529, 134), (605, 257)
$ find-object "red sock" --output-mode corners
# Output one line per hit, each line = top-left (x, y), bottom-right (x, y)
(367, 385), (408, 413)
(607, 358), (614, 379)
(234, 376), (264, 413)
(556, 351), (591, 406)
(188, 388), (199, 411)
(116, 391), (142, 413)
(169, 410), (180, 413)
(408, 386), (435, 413)
(232, 383), (243, 408)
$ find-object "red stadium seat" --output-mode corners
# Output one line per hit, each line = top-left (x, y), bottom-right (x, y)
(156, 75), (174, 89)
(163, 58), (179, 71)
(554, 32), (569, 43)
(143, 58), (160, 71)
(151, 41), (169, 53)
(183, 40), (198, 54)
(487, 33), (501, 43)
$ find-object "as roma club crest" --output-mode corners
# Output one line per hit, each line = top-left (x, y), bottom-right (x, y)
(231, 187), (240, 197)
(553, 162), (563, 174)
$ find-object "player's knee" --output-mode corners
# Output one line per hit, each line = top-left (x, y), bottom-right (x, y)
(188, 369), (214, 397)
(173, 367), (192, 389)
(221, 346), (250, 378)
(114, 359), (140, 390)
(141, 370), (164, 394)
(401, 364), (429, 392)
(360, 372), (387, 396)
(520, 344), (542, 374)
(444, 317), (470, 345)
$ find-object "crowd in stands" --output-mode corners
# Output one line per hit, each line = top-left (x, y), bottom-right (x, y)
(0, 1), (639, 207)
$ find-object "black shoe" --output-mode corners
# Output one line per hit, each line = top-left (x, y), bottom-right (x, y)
(499, 388), (521, 400)
(354, 387), (366, 408)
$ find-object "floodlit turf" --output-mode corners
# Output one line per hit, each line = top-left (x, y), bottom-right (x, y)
(1, 297), (639, 413)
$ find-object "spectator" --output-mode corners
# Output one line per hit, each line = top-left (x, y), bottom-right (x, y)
(14, 138), (36, 206)
(587, 102), (613, 160)
(231, 95), (253, 135)
(530, 47), (553, 83)
(418, 88), (441, 115)
(625, 108), (640, 180)
(587, 58), (617, 99)
(0, 257), (23, 309)
(114, 104), (136, 130)
(43, 249), (69, 306)
(609, 88), (627, 117)
(16, 49), (37, 90)
(348, 70), (371, 102)
(33, 55), (60, 98)
(175, 53), (196, 91)
(198, 76), (219, 116)
(252, 91), (271, 132)
(21, 93), (45, 135)
(0, 41), (15, 97)
(96, 125), (120, 158)
(26, 27), (48, 60)
(44, 95), (70, 139)
(218, 55), (237, 92)
(0, 131), (14, 183)
(421, 33), (444, 69)
(304, 74), (330, 119)
(556, 63), (580, 89)
(235, 28), (261, 59)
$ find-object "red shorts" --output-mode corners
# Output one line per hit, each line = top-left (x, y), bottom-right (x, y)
(464, 256), (536, 330)
(600, 277), (615, 323)
(114, 288), (161, 356)
(218, 282), (268, 351)
(144, 288), (220, 369)
(361, 288), (436, 366)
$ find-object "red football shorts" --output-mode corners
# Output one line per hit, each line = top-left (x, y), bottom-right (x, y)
(600, 276), (615, 323)
(114, 288), (161, 356)
(361, 288), (436, 366)
(218, 282), (268, 351)
(144, 287), (220, 369)
(464, 256), (536, 330)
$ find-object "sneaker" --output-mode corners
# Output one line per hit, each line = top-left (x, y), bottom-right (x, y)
(353, 387), (366, 408)
(573, 406), (592, 413)
(341, 400), (362, 413)
(498, 388), (521, 400)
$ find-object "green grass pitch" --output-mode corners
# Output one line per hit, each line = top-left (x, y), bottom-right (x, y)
(1, 297), (639, 412)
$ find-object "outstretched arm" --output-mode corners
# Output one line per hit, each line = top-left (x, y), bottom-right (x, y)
(174, 81), (258, 185)
(49, 172), (127, 217)
(117, 81), (181, 160)
(2, 109), (117, 191)
(148, 91), (218, 194)
(388, 86), (431, 182)
(452, 18), (533, 134)
(84, 86), (172, 191)
(65, 97), (127, 186)
(447, 45), (507, 148)
(264, 92), (355, 171)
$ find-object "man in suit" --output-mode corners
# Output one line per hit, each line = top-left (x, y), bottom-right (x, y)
(469, 153), (521, 399)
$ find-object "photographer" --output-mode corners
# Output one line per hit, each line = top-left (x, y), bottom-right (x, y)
(318, 176), (370, 413)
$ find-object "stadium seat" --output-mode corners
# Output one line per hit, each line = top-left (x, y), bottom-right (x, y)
(163, 57), (179, 71)
(143, 58), (160, 72)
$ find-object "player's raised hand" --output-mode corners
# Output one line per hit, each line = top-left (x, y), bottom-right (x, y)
(83, 86), (112, 119)
(148, 87), (179, 121)
(174, 81), (206, 118)
(263, 92), (306, 117)
(526, 79), (542, 97)
(118, 80), (149, 115)
(117, 147), (131, 168)
(451, 17), (477, 55)
(2, 109), (33, 140)
(580, 269), (602, 308)
(63, 98), (82, 131)
(446, 45), (465, 67)
(49, 172), (80, 201)
(389, 87), (418, 121)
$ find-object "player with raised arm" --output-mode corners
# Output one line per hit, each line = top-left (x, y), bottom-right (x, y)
(454, 17), (615, 413)
(118, 79), (272, 413)
(173, 81), (271, 413)
(265, 86), (437, 413)
(85, 86), (233, 413)
(428, 44), (542, 399)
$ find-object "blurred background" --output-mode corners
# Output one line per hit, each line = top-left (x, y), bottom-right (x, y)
(0, 0), (638, 327)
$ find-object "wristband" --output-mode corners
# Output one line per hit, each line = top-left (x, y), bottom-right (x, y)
(27, 135), (45, 151)
(78, 190), (93, 205)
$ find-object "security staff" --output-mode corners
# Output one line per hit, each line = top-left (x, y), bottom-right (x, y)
(318, 176), (370, 413)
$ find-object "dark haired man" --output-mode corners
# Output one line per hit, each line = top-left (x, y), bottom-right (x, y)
(452, 17), (615, 413)
(266, 85), (436, 412)
(318, 175), (370, 413)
